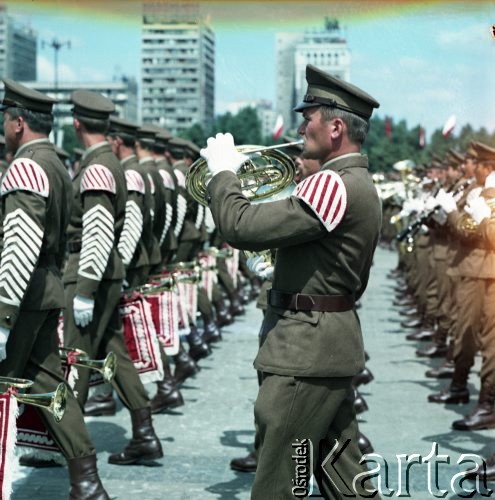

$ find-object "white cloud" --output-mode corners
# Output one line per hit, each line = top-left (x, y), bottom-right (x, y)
(437, 23), (490, 46)
(37, 55), (76, 82)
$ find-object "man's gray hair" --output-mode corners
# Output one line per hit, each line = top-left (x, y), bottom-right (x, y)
(7, 107), (53, 135)
(319, 106), (369, 146)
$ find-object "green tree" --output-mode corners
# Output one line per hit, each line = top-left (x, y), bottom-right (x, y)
(179, 123), (207, 147)
(213, 107), (262, 145)
(61, 124), (79, 156)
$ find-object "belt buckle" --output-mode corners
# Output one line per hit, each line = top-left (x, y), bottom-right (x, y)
(294, 293), (315, 311)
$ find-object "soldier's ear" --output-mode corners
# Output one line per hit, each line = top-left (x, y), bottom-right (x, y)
(73, 118), (81, 131)
(329, 117), (344, 140)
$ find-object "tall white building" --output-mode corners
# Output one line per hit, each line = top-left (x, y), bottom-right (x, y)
(141, 2), (215, 135)
(276, 19), (350, 132)
(0, 6), (37, 81)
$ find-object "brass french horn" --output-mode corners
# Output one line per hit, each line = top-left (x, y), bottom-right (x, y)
(0, 377), (67, 422)
(186, 141), (302, 206)
(458, 197), (495, 234)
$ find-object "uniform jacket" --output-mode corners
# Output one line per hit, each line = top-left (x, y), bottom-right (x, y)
(207, 153), (381, 377)
(174, 160), (203, 245)
(0, 139), (72, 329)
(119, 154), (148, 272)
(64, 142), (126, 297)
(448, 185), (495, 279)
(156, 158), (178, 256)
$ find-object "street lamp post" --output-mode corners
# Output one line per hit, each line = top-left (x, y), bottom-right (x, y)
(42, 38), (70, 145)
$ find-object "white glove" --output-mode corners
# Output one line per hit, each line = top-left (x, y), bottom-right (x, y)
(435, 189), (457, 214)
(424, 196), (438, 211)
(200, 133), (248, 177)
(409, 198), (425, 214)
(73, 295), (95, 328)
(0, 326), (9, 362)
(465, 196), (491, 225)
(246, 255), (274, 280)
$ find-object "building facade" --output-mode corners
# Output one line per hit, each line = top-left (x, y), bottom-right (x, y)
(276, 19), (350, 132)
(22, 78), (138, 126)
(0, 6), (37, 81)
(226, 99), (278, 140)
(141, 2), (215, 135)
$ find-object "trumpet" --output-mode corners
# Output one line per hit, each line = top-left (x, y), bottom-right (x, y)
(186, 140), (302, 206)
(60, 348), (117, 383)
(0, 377), (67, 422)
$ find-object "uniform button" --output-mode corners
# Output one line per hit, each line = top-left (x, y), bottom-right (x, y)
(5, 316), (11, 326)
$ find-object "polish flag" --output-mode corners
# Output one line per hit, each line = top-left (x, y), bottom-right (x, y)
(272, 114), (284, 140)
(442, 115), (456, 137)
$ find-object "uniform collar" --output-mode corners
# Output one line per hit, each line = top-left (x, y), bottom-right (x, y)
(16, 138), (51, 157)
(121, 154), (137, 166)
(139, 156), (154, 165)
(321, 152), (368, 172)
(81, 141), (109, 163)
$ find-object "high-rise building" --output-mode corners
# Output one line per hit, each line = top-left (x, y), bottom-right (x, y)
(0, 6), (37, 81)
(276, 19), (350, 132)
(141, 2), (215, 135)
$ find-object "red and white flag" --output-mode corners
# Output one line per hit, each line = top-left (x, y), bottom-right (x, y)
(272, 114), (284, 140)
(419, 126), (425, 148)
(442, 115), (456, 137)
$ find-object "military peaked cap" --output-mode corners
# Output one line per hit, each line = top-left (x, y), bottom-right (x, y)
(109, 116), (138, 137)
(294, 64), (379, 120)
(1, 79), (56, 114)
(71, 90), (115, 119)
(472, 141), (495, 163)
(447, 149), (464, 165)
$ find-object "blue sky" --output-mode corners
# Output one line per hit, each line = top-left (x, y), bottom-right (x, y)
(7, 1), (495, 138)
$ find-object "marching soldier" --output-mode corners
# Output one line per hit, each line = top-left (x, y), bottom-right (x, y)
(0, 80), (109, 497)
(201, 64), (381, 498)
(63, 90), (163, 465)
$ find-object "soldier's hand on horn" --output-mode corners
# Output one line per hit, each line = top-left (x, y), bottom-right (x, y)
(247, 255), (274, 280)
(73, 295), (95, 328)
(200, 133), (248, 177)
(435, 189), (456, 214)
(465, 196), (491, 225)
(0, 326), (9, 362)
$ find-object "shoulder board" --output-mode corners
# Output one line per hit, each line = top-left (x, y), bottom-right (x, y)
(125, 170), (145, 194)
(147, 173), (156, 195)
(293, 170), (347, 232)
(80, 164), (116, 194)
(1, 158), (49, 198)
(159, 170), (175, 190)
(174, 168), (186, 188)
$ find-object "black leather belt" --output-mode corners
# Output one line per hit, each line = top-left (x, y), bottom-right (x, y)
(68, 241), (82, 253)
(268, 289), (355, 312)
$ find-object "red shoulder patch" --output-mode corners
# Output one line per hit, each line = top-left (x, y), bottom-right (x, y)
(293, 170), (347, 232)
(1, 158), (49, 197)
(125, 170), (145, 194)
(80, 164), (116, 194)
(159, 170), (175, 190)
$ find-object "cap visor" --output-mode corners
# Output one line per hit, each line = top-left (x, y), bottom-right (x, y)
(293, 102), (320, 112)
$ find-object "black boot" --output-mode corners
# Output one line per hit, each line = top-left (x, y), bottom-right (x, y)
(452, 383), (495, 431)
(425, 361), (455, 379)
(352, 368), (374, 387)
(173, 344), (199, 384)
(358, 432), (373, 455)
(203, 320), (222, 344)
(229, 293), (245, 316)
(354, 390), (369, 414)
(213, 299), (233, 327)
(230, 451), (257, 472)
(150, 365), (184, 414)
(187, 325), (211, 361)
(84, 392), (116, 417)
(68, 454), (109, 499)
(108, 407), (163, 465)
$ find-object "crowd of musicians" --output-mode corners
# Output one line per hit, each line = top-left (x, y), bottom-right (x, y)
(380, 139), (495, 482)
(0, 79), (265, 499)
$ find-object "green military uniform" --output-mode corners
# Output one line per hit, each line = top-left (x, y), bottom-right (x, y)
(206, 65), (381, 499)
(136, 127), (165, 273)
(0, 81), (95, 460)
(63, 91), (149, 412)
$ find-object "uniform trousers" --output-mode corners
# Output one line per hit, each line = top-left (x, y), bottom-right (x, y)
(251, 374), (374, 499)
(64, 280), (149, 410)
(0, 309), (95, 458)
